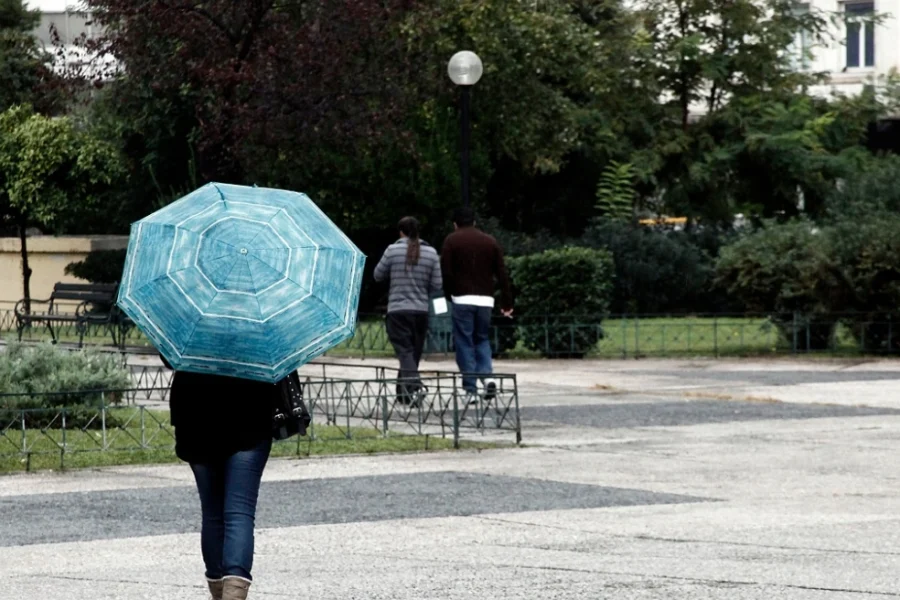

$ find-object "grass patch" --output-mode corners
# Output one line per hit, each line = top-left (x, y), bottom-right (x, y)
(0, 407), (498, 474)
(592, 317), (862, 358)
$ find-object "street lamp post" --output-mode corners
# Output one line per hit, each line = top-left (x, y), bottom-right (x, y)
(448, 51), (483, 208)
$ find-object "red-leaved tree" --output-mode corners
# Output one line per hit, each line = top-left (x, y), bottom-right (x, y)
(81, 0), (419, 183)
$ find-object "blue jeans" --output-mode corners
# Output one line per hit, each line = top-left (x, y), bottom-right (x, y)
(190, 439), (272, 581)
(452, 303), (493, 393)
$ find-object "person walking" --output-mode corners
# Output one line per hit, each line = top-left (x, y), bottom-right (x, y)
(440, 207), (513, 401)
(163, 356), (277, 600)
(373, 216), (443, 404)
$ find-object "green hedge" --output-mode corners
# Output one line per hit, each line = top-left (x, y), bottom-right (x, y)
(714, 220), (838, 350)
(0, 343), (131, 410)
(510, 247), (614, 357)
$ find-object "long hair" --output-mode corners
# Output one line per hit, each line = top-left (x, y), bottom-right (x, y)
(398, 216), (420, 267)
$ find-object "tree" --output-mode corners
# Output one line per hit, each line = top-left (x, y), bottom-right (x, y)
(401, 0), (651, 235)
(0, 105), (123, 308)
(632, 0), (870, 222)
(0, 0), (61, 114)
(82, 0), (420, 196)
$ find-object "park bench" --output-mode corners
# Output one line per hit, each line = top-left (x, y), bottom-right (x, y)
(15, 282), (124, 347)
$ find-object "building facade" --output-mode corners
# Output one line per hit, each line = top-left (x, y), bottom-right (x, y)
(799, 0), (900, 97)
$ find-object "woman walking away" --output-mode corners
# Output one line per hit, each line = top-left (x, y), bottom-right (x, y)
(374, 216), (443, 405)
(162, 355), (278, 600)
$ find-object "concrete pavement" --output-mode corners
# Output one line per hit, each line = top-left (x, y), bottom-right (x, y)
(4, 357), (900, 598)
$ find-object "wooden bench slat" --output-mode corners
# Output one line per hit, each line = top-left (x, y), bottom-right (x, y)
(53, 293), (116, 302)
(54, 283), (118, 291)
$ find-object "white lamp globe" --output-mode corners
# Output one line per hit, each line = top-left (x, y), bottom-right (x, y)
(447, 51), (483, 86)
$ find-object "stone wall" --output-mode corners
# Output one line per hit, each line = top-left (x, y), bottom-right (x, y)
(0, 236), (129, 305)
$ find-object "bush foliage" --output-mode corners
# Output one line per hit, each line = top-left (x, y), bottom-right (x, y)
(582, 222), (715, 314)
(65, 249), (127, 284)
(510, 247), (614, 357)
(714, 220), (839, 349)
(0, 343), (131, 409)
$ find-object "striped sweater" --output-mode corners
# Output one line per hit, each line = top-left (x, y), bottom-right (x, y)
(373, 238), (443, 313)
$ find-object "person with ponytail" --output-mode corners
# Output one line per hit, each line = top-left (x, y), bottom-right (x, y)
(373, 216), (443, 404)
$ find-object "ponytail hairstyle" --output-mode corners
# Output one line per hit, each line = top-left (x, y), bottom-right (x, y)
(398, 216), (421, 267)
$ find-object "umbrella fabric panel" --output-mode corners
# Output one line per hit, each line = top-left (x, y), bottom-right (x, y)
(310, 249), (366, 322)
(282, 247), (318, 294)
(168, 268), (219, 314)
(124, 276), (204, 363)
(178, 316), (278, 380)
(120, 222), (178, 291)
(252, 278), (309, 320)
(246, 254), (290, 295)
(263, 211), (317, 249)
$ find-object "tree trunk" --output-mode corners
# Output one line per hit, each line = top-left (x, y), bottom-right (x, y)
(18, 218), (32, 314)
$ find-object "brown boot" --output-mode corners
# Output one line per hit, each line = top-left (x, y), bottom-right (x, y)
(206, 578), (224, 600)
(222, 576), (251, 600)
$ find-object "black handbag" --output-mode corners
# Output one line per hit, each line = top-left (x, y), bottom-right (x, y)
(272, 370), (312, 440)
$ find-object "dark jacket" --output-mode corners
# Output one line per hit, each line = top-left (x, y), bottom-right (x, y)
(440, 226), (513, 310)
(163, 356), (276, 464)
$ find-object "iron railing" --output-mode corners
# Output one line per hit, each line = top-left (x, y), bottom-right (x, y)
(0, 364), (520, 471)
(7, 308), (900, 357)
(297, 362), (521, 446)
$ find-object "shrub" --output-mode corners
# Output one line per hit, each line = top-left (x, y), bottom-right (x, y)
(65, 249), (127, 284)
(0, 343), (131, 410)
(825, 154), (900, 221)
(510, 247), (614, 357)
(715, 220), (838, 350)
(824, 215), (900, 353)
(581, 221), (715, 314)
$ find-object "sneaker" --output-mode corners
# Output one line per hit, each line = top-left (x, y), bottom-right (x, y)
(484, 379), (497, 401)
(465, 392), (479, 406)
(410, 385), (428, 408)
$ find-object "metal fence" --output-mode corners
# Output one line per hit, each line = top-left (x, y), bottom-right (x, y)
(298, 362), (521, 445)
(0, 363), (520, 471)
(8, 307), (900, 357)
(315, 312), (900, 358)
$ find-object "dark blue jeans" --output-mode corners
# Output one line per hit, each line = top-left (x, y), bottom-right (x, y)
(190, 438), (272, 581)
(452, 303), (493, 393)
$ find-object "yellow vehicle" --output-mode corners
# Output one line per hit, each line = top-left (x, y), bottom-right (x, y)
(638, 217), (688, 228)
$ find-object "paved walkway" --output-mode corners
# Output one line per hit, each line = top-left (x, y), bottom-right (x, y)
(4, 357), (900, 598)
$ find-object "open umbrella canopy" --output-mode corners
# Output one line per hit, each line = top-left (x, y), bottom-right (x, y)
(117, 183), (365, 383)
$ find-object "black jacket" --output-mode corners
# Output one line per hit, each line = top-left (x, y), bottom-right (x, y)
(163, 356), (277, 464)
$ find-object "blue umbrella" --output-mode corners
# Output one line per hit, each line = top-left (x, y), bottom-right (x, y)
(117, 183), (365, 383)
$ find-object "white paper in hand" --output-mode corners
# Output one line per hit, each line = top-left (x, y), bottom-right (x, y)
(433, 297), (449, 315)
